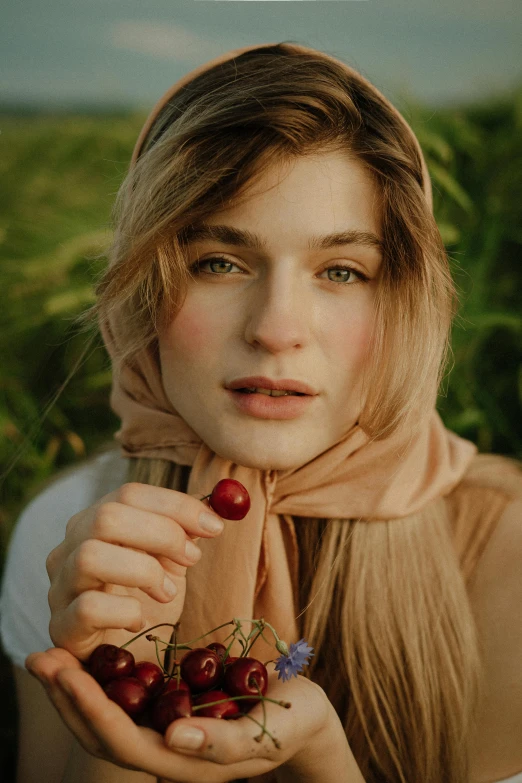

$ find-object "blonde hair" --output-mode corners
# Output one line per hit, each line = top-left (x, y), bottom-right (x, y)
(79, 43), (485, 782)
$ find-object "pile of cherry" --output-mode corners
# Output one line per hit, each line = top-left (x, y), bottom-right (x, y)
(88, 640), (272, 734)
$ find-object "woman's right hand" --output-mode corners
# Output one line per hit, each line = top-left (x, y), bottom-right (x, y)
(45, 482), (226, 662)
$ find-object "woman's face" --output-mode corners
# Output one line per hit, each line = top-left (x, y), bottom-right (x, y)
(158, 151), (383, 470)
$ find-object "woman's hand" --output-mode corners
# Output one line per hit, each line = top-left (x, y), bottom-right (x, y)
(45, 482), (226, 662)
(26, 647), (335, 783)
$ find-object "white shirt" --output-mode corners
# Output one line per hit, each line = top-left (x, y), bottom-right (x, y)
(0, 449), (127, 668)
(1, 450), (522, 783)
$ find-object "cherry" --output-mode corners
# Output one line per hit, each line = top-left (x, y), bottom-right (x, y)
(180, 647), (224, 693)
(208, 479), (250, 520)
(104, 677), (149, 717)
(224, 657), (268, 710)
(162, 677), (190, 694)
(132, 661), (164, 696)
(193, 690), (241, 719)
(88, 644), (135, 685)
(206, 642), (228, 663)
(152, 689), (193, 734)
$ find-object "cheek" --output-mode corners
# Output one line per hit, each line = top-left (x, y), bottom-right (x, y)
(163, 302), (217, 358)
(331, 311), (373, 368)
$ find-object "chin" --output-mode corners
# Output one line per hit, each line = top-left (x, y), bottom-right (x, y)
(212, 437), (318, 472)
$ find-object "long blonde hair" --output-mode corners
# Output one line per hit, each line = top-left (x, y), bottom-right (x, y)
(78, 43), (486, 782)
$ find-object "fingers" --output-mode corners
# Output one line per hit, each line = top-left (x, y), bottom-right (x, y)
(55, 667), (276, 782)
(55, 666), (146, 767)
(77, 485), (225, 554)
(164, 665), (330, 767)
(164, 714), (283, 768)
(50, 592), (145, 649)
(25, 649), (104, 757)
(53, 539), (183, 604)
(25, 651), (318, 783)
(115, 482), (225, 538)
(80, 501), (212, 563)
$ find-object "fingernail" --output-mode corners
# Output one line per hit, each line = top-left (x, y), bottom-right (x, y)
(168, 725), (205, 750)
(163, 577), (177, 597)
(198, 511), (224, 534)
(184, 539), (202, 563)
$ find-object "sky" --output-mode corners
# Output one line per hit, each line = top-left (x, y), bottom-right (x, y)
(2, 0), (522, 111)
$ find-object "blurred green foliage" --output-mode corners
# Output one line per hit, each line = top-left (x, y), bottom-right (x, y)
(0, 92), (522, 775)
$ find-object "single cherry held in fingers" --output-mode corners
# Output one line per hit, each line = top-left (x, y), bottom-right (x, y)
(193, 690), (241, 719)
(180, 647), (224, 693)
(88, 644), (135, 685)
(152, 689), (193, 734)
(132, 661), (164, 697)
(206, 479), (250, 520)
(104, 677), (149, 717)
(224, 657), (268, 710)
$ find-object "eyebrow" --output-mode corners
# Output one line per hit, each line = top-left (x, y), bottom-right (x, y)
(182, 222), (383, 252)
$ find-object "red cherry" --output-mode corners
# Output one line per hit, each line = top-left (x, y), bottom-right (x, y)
(206, 642), (228, 663)
(193, 689), (241, 719)
(180, 647), (224, 693)
(223, 657), (268, 710)
(209, 479), (250, 520)
(152, 689), (193, 734)
(104, 677), (149, 717)
(224, 656), (239, 666)
(88, 644), (135, 685)
(132, 661), (164, 696)
(162, 677), (190, 694)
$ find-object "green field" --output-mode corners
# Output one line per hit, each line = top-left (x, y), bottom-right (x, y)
(1, 92), (522, 777)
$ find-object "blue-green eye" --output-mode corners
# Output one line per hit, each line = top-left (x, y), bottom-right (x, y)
(190, 256), (369, 284)
(191, 257), (238, 274)
(322, 265), (369, 284)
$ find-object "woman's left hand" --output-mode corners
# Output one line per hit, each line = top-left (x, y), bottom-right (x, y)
(26, 647), (333, 783)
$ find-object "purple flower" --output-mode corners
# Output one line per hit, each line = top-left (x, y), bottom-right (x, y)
(274, 638), (314, 682)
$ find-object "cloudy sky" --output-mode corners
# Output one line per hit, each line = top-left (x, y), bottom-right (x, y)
(2, 0), (521, 111)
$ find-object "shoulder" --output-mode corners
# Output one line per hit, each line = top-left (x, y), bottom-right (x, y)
(3, 445), (128, 582)
(21, 444), (128, 516)
(0, 448), (129, 666)
(467, 494), (522, 781)
(11, 447), (128, 542)
(444, 452), (522, 583)
(469, 493), (522, 607)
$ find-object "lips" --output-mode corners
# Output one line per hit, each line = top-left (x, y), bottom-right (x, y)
(227, 376), (317, 395)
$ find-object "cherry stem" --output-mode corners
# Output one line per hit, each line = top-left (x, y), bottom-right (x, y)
(152, 637), (165, 673)
(164, 623), (180, 677)
(254, 681), (267, 735)
(169, 620), (236, 648)
(119, 623), (177, 650)
(191, 694), (291, 711)
(120, 618), (287, 668)
(240, 712), (282, 749)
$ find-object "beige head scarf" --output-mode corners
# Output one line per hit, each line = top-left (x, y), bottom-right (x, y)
(99, 43), (477, 662)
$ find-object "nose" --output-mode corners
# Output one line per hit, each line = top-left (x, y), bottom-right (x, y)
(243, 267), (311, 353)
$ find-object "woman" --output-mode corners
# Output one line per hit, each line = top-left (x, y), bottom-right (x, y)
(1, 41), (521, 783)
